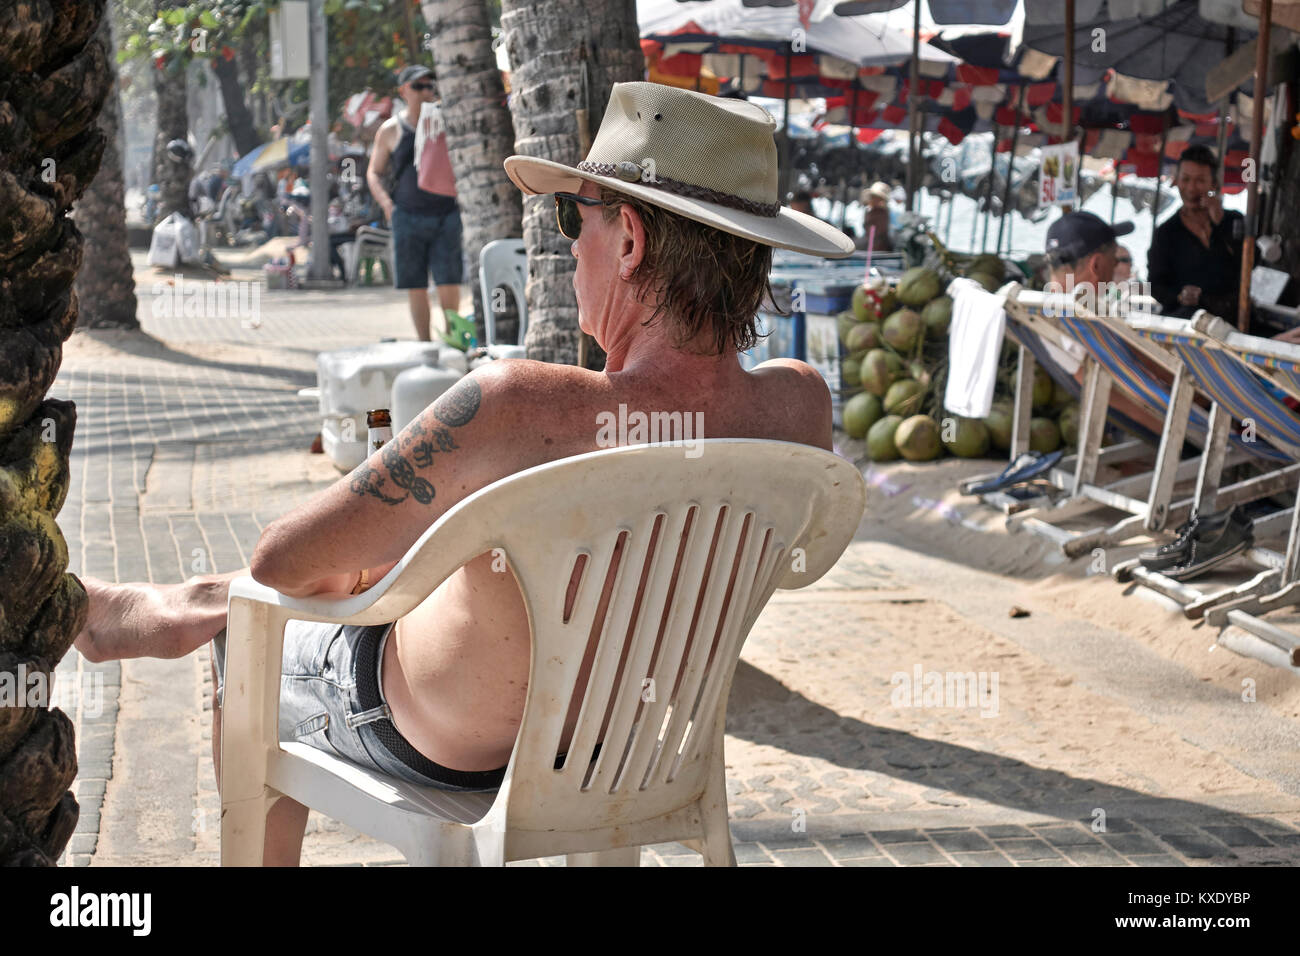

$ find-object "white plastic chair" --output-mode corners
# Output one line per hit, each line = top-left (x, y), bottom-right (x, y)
(348, 225), (393, 286)
(478, 238), (527, 348)
(220, 440), (866, 866)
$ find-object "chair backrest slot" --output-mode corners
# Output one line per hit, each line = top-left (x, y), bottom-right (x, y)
(554, 529), (629, 773)
(668, 517), (777, 781)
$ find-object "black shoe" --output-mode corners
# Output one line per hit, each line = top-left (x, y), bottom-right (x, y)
(1164, 511), (1254, 582)
(1138, 514), (1200, 572)
(1138, 506), (1248, 573)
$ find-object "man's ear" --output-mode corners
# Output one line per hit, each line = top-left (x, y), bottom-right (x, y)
(617, 202), (647, 280)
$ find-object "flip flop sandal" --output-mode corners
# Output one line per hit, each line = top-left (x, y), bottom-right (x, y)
(965, 450), (1064, 496)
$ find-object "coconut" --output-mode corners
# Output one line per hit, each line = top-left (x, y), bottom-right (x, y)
(883, 378), (926, 416)
(921, 296), (953, 337)
(984, 403), (1013, 450)
(851, 285), (879, 323)
(882, 309), (924, 352)
(866, 414), (903, 461)
(897, 267), (942, 307)
(907, 360), (933, 388)
(1030, 416), (1061, 453)
(837, 311), (859, 345)
(1050, 379), (1072, 410)
(1032, 366), (1054, 409)
(845, 321), (881, 353)
(843, 392), (884, 439)
(895, 415), (943, 461)
(969, 253), (1005, 282)
(942, 416), (991, 458)
(968, 271), (1002, 293)
(842, 356), (862, 390)
(877, 289), (900, 316)
(859, 349), (895, 396)
(1057, 403), (1081, 446)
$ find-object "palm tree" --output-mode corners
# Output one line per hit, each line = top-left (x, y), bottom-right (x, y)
(75, 15), (140, 330)
(500, 0), (643, 366)
(0, 0), (112, 867)
(151, 0), (192, 222)
(422, 0), (524, 345)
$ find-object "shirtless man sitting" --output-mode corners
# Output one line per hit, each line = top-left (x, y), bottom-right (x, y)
(72, 83), (853, 865)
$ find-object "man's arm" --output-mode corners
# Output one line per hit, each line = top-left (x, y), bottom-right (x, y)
(366, 119), (398, 222)
(250, 365), (522, 596)
(1146, 224), (1181, 313)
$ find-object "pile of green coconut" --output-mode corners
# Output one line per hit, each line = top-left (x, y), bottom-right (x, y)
(839, 253), (1080, 462)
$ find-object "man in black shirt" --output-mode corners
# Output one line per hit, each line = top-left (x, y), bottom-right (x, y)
(1148, 144), (1244, 320)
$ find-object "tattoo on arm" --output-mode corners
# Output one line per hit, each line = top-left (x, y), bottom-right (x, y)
(433, 377), (481, 427)
(346, 377), (478, 506)
(349, 465), (407, 505)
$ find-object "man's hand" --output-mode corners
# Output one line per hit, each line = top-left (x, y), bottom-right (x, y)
(1178, 285), (1202, 307)
(1205, 189), (1224, 226)
(377, 196), (394, 223)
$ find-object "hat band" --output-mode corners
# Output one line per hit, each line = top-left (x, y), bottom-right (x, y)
(576, 161), (780, 218)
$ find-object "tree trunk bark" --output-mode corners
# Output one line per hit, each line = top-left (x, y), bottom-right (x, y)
(212, 54), (261, 158)
(151, 0), (191, 222)
(74, 15), (139, 330)
(0, 0), (113, 867)
(501, 0), (642, 367)
(422, 0), (523, 346)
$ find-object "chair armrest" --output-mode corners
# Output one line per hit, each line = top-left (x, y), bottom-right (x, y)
(227, 573), (397, 628)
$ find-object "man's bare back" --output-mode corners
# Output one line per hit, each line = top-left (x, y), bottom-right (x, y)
(352, 353), (832, 772)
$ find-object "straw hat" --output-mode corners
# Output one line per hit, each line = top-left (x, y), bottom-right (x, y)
(862, 181), (891, 204)
(504, 82), (854, 258)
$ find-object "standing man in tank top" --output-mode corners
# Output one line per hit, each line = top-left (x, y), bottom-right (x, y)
(366, 65), (467, 344)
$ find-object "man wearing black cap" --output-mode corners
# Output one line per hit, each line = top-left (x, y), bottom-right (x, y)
(1043, 210), (1133, 309)
(1040, 211), (1167, 435)
(366, 65), (466, 344)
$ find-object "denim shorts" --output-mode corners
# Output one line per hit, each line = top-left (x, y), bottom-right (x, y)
(211, 620), (503, 792)
(391, 205), (464, 288)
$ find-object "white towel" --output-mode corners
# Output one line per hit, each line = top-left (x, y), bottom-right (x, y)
(944, 277), (1006, 419)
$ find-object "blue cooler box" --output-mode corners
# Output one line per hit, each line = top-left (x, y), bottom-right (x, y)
(797, 279), (857, 427)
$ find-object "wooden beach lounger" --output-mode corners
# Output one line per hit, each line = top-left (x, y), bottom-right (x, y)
(979, 288), (1275, 563)
(959, 283), (1160, 517)
(1127, 312), (1300, 662)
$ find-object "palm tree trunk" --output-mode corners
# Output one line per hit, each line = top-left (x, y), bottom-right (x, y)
(74, 15), (139, 330)
(151, 0), (191, 222)
(422, 0), (524, 346)
(0, 0), (113, 867)
(500, 0), (642, 366)
(212, 54), (261, 158)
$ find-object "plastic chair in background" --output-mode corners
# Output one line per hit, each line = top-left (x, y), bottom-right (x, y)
(479, 239), (528, 348)
(219, 440), (866, 866)
(349, 225), (394, 286)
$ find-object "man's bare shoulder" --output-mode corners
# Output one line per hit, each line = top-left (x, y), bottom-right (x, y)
(373, 116), (402, 147)
(751, 358), (833, 448)
(753, 357), (833, 405)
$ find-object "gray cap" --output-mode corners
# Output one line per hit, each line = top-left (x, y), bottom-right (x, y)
(396, 64), (433, 87)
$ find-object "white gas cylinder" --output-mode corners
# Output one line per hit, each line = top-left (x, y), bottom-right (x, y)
(391, 353), (465, 431)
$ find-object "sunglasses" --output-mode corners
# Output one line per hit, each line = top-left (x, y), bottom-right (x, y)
(410, 82), (434, 92)
(554, 192), (613, 240)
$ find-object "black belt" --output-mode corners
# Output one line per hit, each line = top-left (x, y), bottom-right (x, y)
(352, 624), (508, 790)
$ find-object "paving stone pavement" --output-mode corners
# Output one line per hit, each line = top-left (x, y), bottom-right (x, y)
(51, 263), (1300, 866)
